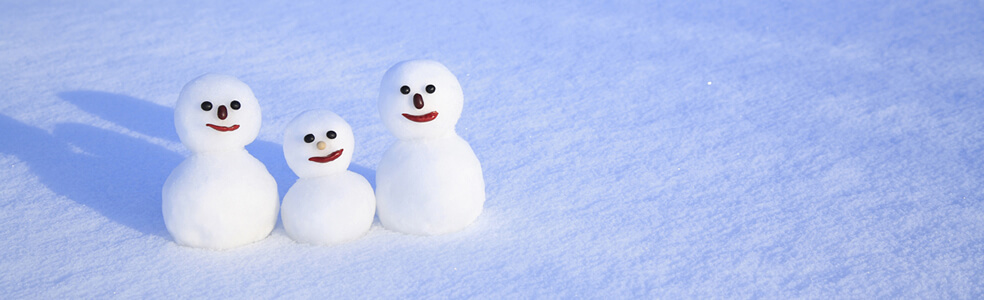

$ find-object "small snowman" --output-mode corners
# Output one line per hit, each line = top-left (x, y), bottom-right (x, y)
(162, 74), (279, 249)
(375, 60), (486, 235)
(281, 110), (375, 244)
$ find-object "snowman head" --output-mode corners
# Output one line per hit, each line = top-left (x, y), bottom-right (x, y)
(378, 60), (464, 140)
(174, 74), (262, 153)
(283, 110), (355, 178)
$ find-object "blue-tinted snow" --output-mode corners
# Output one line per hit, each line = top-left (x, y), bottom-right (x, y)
(1, 0), (982, 297)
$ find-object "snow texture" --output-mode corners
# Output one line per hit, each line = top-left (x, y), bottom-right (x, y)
(1, 0), (982, 298)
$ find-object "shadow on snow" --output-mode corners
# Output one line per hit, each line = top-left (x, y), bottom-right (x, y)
(0, 91), (376, 239)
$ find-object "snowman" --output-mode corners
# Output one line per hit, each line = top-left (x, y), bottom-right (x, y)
(162, 74), (279, 249)
(375, 60), (486, 235)
(280, 110), (375, 244)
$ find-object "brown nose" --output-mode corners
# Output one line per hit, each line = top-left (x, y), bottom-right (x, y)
(413, 93), (424, 109)
(217, 105), (228, 120)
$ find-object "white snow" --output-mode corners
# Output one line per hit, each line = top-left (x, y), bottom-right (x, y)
(1, 0), (983, 297)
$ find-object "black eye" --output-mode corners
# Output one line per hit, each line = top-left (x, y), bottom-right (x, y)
(304, 134), (315, 143)
(230, 100), (241, 110)
(400, 85), (411, 95)
(426, 85), (436, 94)
(201, 101), (212, 111)
(326, 131), (337, 139)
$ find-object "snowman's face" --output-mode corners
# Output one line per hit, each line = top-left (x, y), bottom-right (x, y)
(283, 110), (354, 178)
(174, 74), (262, 153)
(378, 60), (463, 140)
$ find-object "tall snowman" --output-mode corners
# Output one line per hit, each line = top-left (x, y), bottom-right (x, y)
(162, 74), (279, 249)
(376, 60), (485, 235)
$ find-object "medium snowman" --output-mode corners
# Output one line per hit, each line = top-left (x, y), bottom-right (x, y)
(281, 110), (375, 244)
(162, 74), (279, 249)
(375, 60), (486, 235)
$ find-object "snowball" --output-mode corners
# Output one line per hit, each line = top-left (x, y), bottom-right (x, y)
(162, 152), (279, 249)
(174, 74), (262, 153)
(376, 60), (485, 235)
(280, 110), (375, 244)
(162, 74), (279, 249)
(378, 60), (464, 140)
(281, 172), (375, 245)
(282, 110), (354, 178)
(376, 136), (485, 235)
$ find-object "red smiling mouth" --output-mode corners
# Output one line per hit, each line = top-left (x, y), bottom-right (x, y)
(309, 149), (344, 163)
(207, 124), (240, 132)
(402, 111), (438, 123)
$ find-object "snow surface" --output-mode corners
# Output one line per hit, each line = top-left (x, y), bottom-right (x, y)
(1, 0), (983, 297)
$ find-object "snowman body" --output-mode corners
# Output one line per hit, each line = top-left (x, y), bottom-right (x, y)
(163, 150), (278, 248)
(282, 171), (374, 244)
(375, 60), (486, 235)
(162, 74), (279, 249)
(280, 110), (375, 245)
(376, 134), (484, 235)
